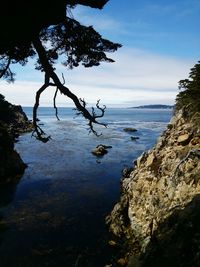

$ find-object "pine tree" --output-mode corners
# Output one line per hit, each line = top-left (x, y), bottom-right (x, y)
(176, 61), (200, 116)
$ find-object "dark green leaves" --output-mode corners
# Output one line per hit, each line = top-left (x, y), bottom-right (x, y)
(40, 18), (121, 69)
(176, 61), (200, 115)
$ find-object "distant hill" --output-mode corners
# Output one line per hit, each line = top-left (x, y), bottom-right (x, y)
(131, 104), (174, 109)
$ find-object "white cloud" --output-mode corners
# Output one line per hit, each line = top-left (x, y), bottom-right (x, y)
(0, 47), (194, 108)
(72, 5), (123, 33)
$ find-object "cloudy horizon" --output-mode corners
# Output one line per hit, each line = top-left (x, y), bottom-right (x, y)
(0, 0), (199, 108)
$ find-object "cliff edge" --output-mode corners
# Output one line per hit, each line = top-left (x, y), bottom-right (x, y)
(0, 94), (33, 183)
(107, 109), (200, 266)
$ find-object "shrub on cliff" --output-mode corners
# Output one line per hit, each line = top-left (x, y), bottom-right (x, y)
(176, 61), (200, 116)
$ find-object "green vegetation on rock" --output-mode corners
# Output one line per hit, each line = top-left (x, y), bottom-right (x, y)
(176, 61), (200, 116)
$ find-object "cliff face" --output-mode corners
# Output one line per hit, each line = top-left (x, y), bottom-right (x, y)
(107, 109), (200, 265)
(0, 98), (33, 183)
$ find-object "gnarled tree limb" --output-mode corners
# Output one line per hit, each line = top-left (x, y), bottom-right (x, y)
(53, 87), (60, 121)
(32, 36), (107, 141)
(32, 74), (56, 142)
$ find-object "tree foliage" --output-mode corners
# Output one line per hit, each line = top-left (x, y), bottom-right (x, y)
(0, 0), (121, 142)
(176, 61), (200, 116)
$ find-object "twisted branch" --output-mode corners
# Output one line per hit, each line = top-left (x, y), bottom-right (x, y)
(32, 74), (56, 142)
(32, 37), (107, 140)
(53, 87), (60, 121)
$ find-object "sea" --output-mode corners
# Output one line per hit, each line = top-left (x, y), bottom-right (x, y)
(0, 107), (172, 267)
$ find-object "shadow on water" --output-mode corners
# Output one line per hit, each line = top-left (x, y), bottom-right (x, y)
(0, 182), (18, 207)
(0, 181), (18, 247)
(0, 176), (120, 267)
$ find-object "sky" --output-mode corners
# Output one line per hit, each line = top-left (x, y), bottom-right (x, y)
(0, 0), (199, 107)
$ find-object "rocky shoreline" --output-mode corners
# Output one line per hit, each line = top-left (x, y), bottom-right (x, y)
(106, 109), (200, 266)
(0, 95), (33, 183)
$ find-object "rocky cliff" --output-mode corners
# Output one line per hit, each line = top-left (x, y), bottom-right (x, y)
(107, 109), (200, 266)
(0, 95), (33, 183)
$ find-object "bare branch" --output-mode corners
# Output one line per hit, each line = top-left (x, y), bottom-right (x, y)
(32, 74), (51, 143)
(88, 120), (102, 137)
(79, 98), (86, 108)
(53, 87), (60, 121)
(95, 99), (106, 118)
(32, 37), (107, 139)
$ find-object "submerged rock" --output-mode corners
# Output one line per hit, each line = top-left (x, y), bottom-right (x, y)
(130, 136), (139, 141)
(123, 127), (137, 133)
(92, 144), (112, 156)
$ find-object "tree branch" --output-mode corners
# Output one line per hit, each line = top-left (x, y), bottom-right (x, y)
(95, 99), (106, 118)
(53, 87), (60, 121)
(32, 36), (107, 140)
(32, 74), (53, 142)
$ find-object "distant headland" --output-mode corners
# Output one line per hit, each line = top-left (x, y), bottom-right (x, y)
(130, 104), (174, 109)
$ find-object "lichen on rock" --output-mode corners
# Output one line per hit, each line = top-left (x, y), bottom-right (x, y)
(107, 109), (200, 266)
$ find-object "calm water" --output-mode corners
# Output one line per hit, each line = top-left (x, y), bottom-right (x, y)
(0, 107), (172, 267)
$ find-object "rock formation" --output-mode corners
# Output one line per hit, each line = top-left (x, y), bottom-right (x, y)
(92, 144), (112, 156)
(0, 96), (33, 183)
(107, 109), (200, 266)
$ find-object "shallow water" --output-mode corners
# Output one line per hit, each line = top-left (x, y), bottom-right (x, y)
(0, 107), (172, 267)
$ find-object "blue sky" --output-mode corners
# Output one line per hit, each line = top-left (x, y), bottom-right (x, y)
(0, 0), (199, 107)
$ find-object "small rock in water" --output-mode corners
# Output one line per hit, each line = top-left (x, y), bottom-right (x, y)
(123, 127), (137, 133)
(130, 136), (139, 141)
(92, 144), (112, 156)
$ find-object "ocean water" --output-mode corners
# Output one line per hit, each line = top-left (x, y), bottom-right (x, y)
(0, 107), (172, 267)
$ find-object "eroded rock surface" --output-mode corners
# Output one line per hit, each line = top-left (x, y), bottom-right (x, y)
(107, 109), (200, 265)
